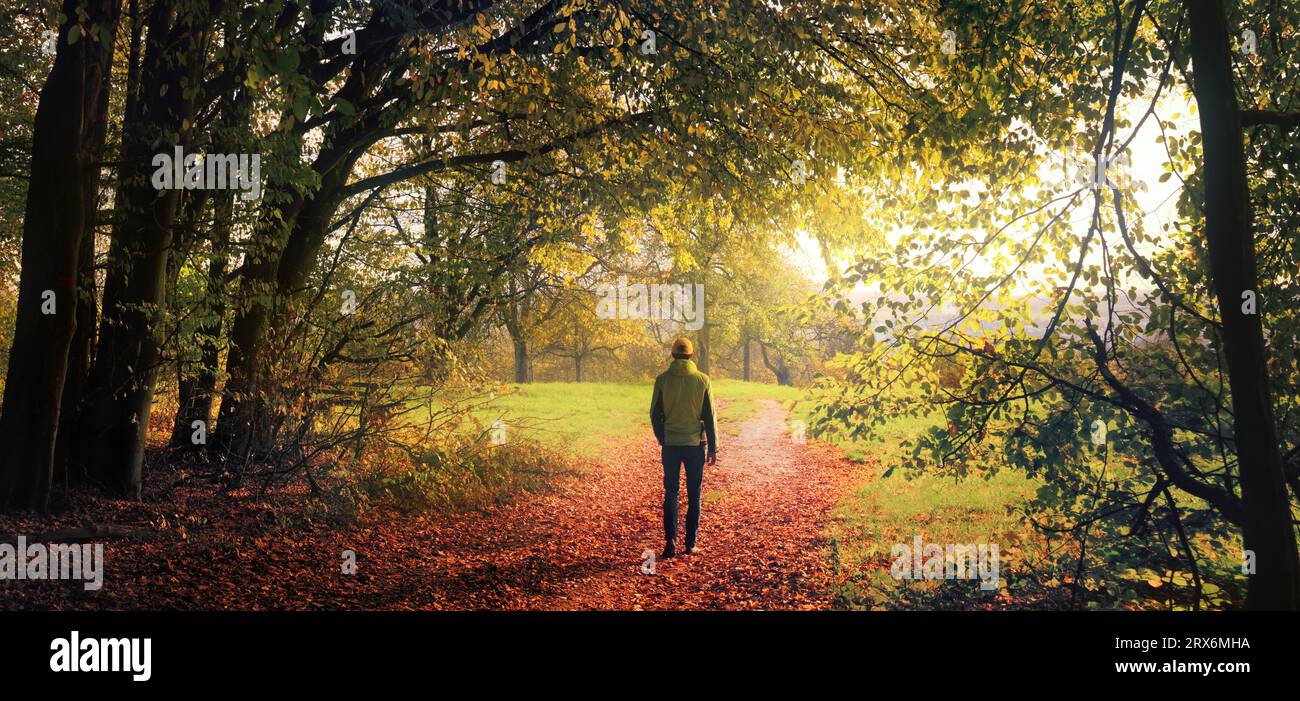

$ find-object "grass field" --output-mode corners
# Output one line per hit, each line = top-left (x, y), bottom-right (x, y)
(805, 407), (1041, 609)
(471, 378), (806, 455)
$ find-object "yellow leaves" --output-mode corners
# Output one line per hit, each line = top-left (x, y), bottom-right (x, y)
(471, 13), (493, 42)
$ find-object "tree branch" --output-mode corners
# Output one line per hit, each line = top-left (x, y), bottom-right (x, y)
(1084, 320), (1244, 525)
(1240, 109), (1300, 130)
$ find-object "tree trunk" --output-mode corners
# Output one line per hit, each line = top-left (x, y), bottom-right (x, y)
(760, 343), (792, 386)
(773, 363), (791, 385)
(513, 337), (532, 383)
(502, 275), (533, 383)
(213, 4), (395, 462)
(742, 338), (751, 381)
(53, 183), (101, 489)
(216, 253), (280, 463)
(1186, 0), (1300, 609)
(170, 191), (234, 451)
(0, 0), (119, 512)
(215, 11), (447, 461)
(697, 322), (710, 374)
(217, 163), (351, 464)
(56, 0), (140, 490)
(53, 27), (117, 489)
(77, 0), (210, 497)
(574, 355), (583, 383)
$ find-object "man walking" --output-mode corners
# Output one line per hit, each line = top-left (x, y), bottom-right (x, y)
(650, 337), (718, 558)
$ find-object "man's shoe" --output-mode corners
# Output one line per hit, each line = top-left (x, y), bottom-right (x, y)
(661, 546), (677, 559)
(685, 545), (701, 555)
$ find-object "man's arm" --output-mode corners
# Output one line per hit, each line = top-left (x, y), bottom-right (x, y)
(650, 379), (666, 445)
(701, 386), (718, 457)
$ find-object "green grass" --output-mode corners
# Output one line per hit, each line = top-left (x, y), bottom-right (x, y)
(471, 378), (804, 455)
(818, 411), (1042, 609)
(710, 379), (804, 426)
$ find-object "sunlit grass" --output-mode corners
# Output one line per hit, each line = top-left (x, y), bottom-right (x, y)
(818, 409), (1042, 610)
(469, 378), (805, 455)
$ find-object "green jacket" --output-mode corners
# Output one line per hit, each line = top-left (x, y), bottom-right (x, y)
(650, 359), (718, 452)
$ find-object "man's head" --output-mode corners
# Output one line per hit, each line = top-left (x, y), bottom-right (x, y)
(671, 337), (694, 360)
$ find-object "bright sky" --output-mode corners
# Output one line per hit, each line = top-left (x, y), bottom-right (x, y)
(784, 89), (1200, 302)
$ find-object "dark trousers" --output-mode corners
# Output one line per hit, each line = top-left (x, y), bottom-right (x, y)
(662, 444), (705, 549)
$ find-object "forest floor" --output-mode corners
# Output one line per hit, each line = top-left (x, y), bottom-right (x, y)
(1, 399), (872, 610)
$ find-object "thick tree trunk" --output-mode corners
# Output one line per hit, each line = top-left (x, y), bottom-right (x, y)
(213, 5), (389, 462)
(216, 248), (281, 463)
(79, 208), (176, 497)
(53, 36), (115, 489)
(574, 355), (583, 383)
(77, 0), (210, 497)
(0, 0), (119, 512)
(170, 377), (199, 448)
(53, 194), (101, 488)
(1186, 0), (1300, 609)
(218, 167), (349, 463)
(216, 7), (483, 462)
(56, 0), (139, 490)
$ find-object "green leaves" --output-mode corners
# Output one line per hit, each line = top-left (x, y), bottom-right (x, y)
(274, 48), (300, 74)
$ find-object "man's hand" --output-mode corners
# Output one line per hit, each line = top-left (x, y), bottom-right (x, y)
(707, 450), (717, 466)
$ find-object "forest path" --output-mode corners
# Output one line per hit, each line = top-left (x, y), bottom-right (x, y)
(405, 399), (865, 610)
(0, 399), (867, 611)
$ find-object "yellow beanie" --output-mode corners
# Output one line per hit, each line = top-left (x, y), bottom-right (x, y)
(672, 337), (694, 357)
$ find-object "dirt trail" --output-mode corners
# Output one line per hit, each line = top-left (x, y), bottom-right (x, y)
(403, 399), (864, 610)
